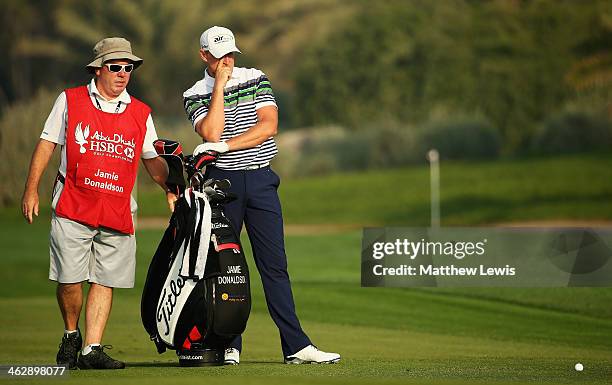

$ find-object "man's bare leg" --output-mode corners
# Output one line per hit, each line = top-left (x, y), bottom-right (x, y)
(56, 283), (83, 369)
(84, 283), (113, 346)
(57, 283), (82, 330)
(77, 283), (124, 369)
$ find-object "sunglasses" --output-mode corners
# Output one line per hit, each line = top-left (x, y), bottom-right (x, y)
(104, 63), (134, 73)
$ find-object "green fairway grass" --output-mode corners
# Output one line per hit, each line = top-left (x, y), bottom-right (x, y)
(0, 214), (610, 384)
(134, 154), (612, 225)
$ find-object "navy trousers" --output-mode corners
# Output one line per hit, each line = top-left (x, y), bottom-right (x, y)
(204, 166), (311, 357)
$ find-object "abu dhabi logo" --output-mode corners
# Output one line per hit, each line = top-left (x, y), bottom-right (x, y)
(75, 122), (90, 154)
(89, 131), (136, 162)
(74, 121), (136, 162)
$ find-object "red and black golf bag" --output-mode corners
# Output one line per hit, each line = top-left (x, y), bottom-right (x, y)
(141, 139), (251, 366)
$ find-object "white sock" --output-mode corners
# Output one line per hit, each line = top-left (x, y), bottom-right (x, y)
(82, 344), (100, 355)
(64, 329), (79, 336)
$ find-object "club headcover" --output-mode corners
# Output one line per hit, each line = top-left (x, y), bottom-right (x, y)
(153, 139), (186, 195)
(184, 151), (219, 180)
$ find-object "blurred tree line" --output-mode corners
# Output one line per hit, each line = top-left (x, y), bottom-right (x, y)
(295, 0), (611, 153)
(2, 1), (609, 130)
(0, 0), (359, 119)
(1, 0), (611, 204)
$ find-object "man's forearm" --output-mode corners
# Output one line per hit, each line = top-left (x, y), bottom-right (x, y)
(196, 86), (225, 142)
(24, 139), (56, 194)
(226, 106), (278, 151)
(143, 157), (169, 190)
(22, 139), (56, 223)
(227, 119), (277, 151)
(143, 156), (179, 213)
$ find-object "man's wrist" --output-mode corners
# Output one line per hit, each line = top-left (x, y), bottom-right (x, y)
(24, 185), (38, 195)
(213, 78), (226, 89)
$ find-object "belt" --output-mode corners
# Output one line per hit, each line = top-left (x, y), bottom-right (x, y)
(242, 162), (270, 170)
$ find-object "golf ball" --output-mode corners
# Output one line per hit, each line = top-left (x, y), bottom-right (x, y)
(574, 363), (583, 371)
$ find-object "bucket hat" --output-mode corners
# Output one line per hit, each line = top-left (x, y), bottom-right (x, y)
(86, 37), (143, 70)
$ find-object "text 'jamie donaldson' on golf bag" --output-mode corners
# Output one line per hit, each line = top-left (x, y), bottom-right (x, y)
(141, 139), (251, 366)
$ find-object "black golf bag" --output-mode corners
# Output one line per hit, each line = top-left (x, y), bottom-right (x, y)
(141, 139), (251, 366)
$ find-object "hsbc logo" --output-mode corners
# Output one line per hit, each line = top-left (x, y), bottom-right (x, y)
(124, 147), (135, 159)
(74, 122), (137, 162)
(90, 131), (136, 161)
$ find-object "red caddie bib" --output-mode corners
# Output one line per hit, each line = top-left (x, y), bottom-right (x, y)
(55, 86), (150, 234)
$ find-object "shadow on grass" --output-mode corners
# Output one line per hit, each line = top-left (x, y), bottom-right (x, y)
(127, 362), (180, 367)
(127, 360), (282, 367)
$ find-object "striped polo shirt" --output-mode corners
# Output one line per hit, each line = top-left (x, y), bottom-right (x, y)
(183, 67), (278, 170)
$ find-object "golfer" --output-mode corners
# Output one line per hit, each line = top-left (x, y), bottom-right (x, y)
(21, 37), (174, 369)
(183, 26), (340, 365)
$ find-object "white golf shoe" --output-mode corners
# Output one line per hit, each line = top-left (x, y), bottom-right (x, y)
(284, 345), (340, 364)
(224, 348), (239, 365)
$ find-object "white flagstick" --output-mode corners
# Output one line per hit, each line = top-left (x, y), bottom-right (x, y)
(426, 149), (440, 229)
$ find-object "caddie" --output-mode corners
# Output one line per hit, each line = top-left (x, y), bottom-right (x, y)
(21, 37), (175, 370)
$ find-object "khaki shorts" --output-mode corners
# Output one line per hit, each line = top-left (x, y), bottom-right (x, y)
(49, 213), (136, 288)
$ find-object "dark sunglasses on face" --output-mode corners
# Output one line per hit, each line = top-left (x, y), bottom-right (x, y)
(104, 63), (134, 73)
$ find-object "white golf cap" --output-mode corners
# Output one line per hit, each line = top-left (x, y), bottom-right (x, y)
(200, 26), (241, 59)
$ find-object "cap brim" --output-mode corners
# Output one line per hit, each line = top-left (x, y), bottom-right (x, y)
(208, 45), (241, 59)
(86, 51), (143, 69)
